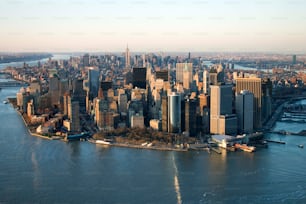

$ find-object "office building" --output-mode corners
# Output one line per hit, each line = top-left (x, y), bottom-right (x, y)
(176, 63), (192, 84)
(118, 93), (128, 113)
(155, 70), (169, 81)
(236, 77), (262, 129)
(168, 92), (181, 133)
(68, 98), (80, 132)
(203, 70), (209, 94)
(236, 90), (254, 134)
(210, 84), (235, 135)
(125, 45), (130, 68)
(83, 54), (90, 67)
(292, 54), (297, 65)
(261, 78), (272, 123)
(131, 114), (144, 128)
(161, 94), (168, 132)
(132, 67), (146, 89)
(218, 115), (237, 135)
(88, 68), (100, 99)
(185, 98), (197, 136)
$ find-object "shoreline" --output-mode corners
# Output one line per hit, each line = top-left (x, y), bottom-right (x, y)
(106, 142), (187, 152)
(9, 95), (303, 153)
(10, 101), (53, 141)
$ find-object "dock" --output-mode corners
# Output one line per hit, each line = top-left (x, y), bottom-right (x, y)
(265, 139), (286, 144)
(210, 147), (222, 154)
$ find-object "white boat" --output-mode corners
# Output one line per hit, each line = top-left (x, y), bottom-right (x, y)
(96, 140), (111, 145)
(3, 100), (8, 104)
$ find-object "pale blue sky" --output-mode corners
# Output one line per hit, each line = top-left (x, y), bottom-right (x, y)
(0, 0), (305, 52)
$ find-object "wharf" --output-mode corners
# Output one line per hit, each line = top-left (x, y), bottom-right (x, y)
(210, 147), (222, 154)
(266, 139), (286, 144)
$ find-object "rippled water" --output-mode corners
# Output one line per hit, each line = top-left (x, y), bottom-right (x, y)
(0, 87), (306, 203)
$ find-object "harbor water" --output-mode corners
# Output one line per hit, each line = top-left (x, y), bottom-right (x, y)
(0, 82), (306, 203)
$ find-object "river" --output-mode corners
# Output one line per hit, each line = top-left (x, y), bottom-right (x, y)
(0, 84), (306, 203)
(0, 54), (72, 70)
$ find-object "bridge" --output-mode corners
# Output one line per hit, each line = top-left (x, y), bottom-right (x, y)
(0, 71), (13, 79)
(0, 81), (28, 88)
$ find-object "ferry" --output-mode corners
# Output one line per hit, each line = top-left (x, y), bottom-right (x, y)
(96, 140), (111, 145)
(3, 100), (8, 104)
(298, 144), (304, 148)
(235, 143), (256, 153)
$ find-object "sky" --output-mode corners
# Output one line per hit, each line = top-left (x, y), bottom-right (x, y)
(0, 0), (306, 53)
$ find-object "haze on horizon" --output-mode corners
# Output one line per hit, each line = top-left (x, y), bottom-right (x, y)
(0, 0), (305, 53)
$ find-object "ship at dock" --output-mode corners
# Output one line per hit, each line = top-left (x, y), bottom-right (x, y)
(235, 143), (256, 153)
(96, 140), (111, 145)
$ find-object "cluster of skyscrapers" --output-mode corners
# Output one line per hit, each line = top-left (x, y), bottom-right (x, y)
(13, 47), (272, 137)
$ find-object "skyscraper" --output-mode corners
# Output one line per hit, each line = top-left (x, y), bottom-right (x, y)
(183, 63), (193, 90)
(125, 45), (130, 68)
(161, 94), (168, 132)
(292, 54), (297, 65)
(261, 78), (272, 123)
(49, 76), (60, 105)
(168, 92), (181, 133)
(132, 67), (147, 89)
(210, 84), (236, 135)
(88, 68), (100, 99)
(68, 98), (80, 132)
(203, 70), (209, 94)
(185, 98), (197, 136)
(155, 70), (169, 81)
(236, 90), (254, 134)
(236, 77), (262, 129)
(176, 63), (192, 85)
(83, 54), (90, 67)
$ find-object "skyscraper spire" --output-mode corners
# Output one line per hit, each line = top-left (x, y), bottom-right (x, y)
(125, 44), (130, 68)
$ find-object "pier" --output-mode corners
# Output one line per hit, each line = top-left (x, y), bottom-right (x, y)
(210, 147), (222, 154)
(265, 139), (286, 144)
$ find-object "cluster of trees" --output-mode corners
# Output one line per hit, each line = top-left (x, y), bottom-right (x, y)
(93, 127), (196, 145)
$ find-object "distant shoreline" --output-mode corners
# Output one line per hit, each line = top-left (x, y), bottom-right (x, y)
(0, 54), (53, 64)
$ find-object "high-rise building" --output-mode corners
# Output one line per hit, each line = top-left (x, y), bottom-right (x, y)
(63, 93), (70, 116)
(236, 90), (254, 134)
(125, 45), (130, 68)
(131, 114), (144, 128)
(261, 78), (272, 123)
(209, 65), (225, 86)
(168, 92), (181, 133)
(203, 70), (209, 94)
(236, 77), (262, 129)
(292, 54), (297, 65)
(210, 84), (236, 135)
(72, 79), (86, 110)
(198, 94), (210, 114)
(185, 98), (197, 136)
(161, 95), (168, 132)
(83, 54), (90, 67)
(183, 63), (193, 90)
(68, 98), (80, 132)
(155, 70), (169, 81)
(132, 67), (146, 89)
(118, 93), (128, 113)
(176, 63), (192, 85)
(88, 68), (100, 99)
(49, 76), (60, 106)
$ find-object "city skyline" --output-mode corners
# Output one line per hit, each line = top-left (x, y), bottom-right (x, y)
(1, 0), (306, 53)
